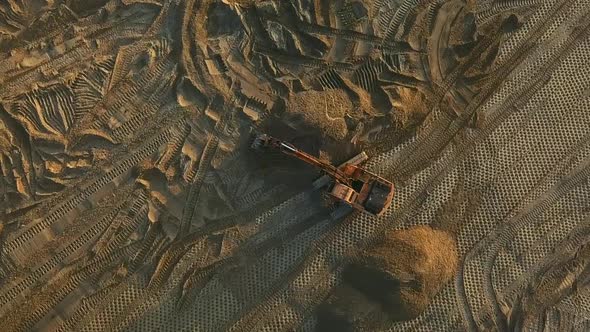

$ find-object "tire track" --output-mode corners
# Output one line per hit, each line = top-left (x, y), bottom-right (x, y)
(476, 0), (543, 25)
(454, 22), (590, 329)
(1, 240), (142, 331)
(482, 158), (590, 330)
(3, 125), (175, 263)
(218, 1), (590, 329)
(221, 214), (337, 332)
(388, 0), (575, 180)
(0, 206), (122, 314)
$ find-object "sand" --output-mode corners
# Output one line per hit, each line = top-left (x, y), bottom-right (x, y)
(0, 0), (588, 331)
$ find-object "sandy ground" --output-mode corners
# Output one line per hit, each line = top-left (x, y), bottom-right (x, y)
(0, 0), (589, 331)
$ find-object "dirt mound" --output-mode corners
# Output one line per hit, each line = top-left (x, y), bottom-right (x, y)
(353, 225), (458, 318)
(392, 87), (429, 129)
(287, 90), (356, 141)
(317, 225), (458, 330)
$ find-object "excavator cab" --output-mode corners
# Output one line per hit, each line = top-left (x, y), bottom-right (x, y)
(251, 134), (394, 216)
(330, 164), (394, 216)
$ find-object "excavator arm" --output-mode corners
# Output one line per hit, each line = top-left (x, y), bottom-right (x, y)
(251, 134), (351, 185)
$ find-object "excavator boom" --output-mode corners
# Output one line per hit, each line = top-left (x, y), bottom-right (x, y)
(252, 134), (351, 185)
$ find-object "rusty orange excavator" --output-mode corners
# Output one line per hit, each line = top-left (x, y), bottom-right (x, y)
(251, 134), (395, 216)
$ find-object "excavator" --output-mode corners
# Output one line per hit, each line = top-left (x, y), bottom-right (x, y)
(251, 134), (394, 216)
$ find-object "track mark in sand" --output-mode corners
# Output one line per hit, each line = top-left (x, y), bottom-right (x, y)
(3, 126), (175, 262)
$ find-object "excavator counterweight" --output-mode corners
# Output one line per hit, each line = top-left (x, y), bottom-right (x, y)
(252, 134), (394, 216)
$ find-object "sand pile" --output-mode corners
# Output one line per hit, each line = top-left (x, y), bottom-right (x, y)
(287, 90), (355, 141)
(222, 0), (267, 7)
(317, 225), (458, 331)
(392, 87), (429, 129)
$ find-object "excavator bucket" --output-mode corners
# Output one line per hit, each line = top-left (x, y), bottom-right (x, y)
(250, 134), (270, 150)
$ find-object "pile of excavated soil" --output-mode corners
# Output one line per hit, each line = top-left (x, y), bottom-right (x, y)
(221, 0), (265, 7)
(391, 87), (429, 129)
(317, 225), (458, 330)
(353, 225), (458, 318)
(287, 90), (356, 141)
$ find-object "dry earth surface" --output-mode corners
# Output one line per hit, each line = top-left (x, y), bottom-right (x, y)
(0, 0), (589, 331)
